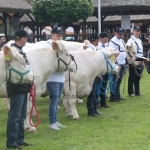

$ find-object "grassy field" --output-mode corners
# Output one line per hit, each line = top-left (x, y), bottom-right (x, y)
(0, 70), (150, 150)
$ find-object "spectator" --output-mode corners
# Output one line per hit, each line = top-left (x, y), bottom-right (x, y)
(40, 32), (47, 41)
(45, 26), (67, 130)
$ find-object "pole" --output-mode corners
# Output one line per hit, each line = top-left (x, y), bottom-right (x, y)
(98, 0), (101, 34)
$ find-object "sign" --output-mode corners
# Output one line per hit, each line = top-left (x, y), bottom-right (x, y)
(121, 15), (130, 29)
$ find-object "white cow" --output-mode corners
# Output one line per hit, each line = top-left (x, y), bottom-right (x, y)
(0, 45), (33, 85)
(1, 40), (75, 132)
(63, 48), (119, 119)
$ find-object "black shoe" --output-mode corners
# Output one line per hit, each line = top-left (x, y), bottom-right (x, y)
(101, 104), (111, 108)
(110, 98), (119, 102)
(88, 113), (97, 117)
(18, 142), (32, 147)
(94, 111), (102, 115)
(7, 145), (22, 149)
(117, 97), (126, 100)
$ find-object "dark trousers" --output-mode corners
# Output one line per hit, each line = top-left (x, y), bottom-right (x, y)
(87, 80), (97, 114)
(128, 64), (142, 95)
(100, 73), (109, 106)
(6, 94), (27, 147)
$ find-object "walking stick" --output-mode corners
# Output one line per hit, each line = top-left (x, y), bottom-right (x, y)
(123, 69), (127, 94)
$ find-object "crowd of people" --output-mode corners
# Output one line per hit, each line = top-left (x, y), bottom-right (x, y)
(84, 26), (150, 117)
(2, 25), (150, 149)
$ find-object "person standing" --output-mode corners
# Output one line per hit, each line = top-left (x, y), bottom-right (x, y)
(97, 32), (111, 108)
(45, 26), (66, 130)
(109, 27), (127, 102)
(145, 33), (150, 73)
(6, 29), (32, 149)
(86, 33), (101, 116)
(127, 26), (144, 97)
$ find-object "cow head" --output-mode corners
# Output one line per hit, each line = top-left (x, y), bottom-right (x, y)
(101, 47), (120, 74)
(52, 41), (76, 72)
(126, 42), (139, 66)
(1, 45), (34, 84)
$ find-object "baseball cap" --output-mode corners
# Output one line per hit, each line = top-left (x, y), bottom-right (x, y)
(89, 33), (99, 41)
(133, 26), (141, 31)
(115, 27), (124, 33)
(14, 29), (27, 38)
(51, 26), (63, 34)
(99, 32), (110, 38)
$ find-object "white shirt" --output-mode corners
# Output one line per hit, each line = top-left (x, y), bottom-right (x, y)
(86, 43), (97, 51)
(46, 39), (65, 83)
(44, 39), (53, 48)
(98, 41), (106, 49)
(127, 35), (143, 57)
(109, 36), (126, 64)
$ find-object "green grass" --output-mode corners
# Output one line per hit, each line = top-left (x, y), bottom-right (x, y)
(1, 70), (150, 150)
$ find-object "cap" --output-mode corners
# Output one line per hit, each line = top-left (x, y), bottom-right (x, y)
(89, 33), (99, 41)
(14, 29), (27, 38)
(133, 26), (141, 31)
(145, 33), (150, 40)
(51, 26), (63, 34)
(99, 32), (110, 38)
(115, 27), (124, 33)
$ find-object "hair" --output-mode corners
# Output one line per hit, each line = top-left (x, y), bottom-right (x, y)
(14, 37), (22, 42)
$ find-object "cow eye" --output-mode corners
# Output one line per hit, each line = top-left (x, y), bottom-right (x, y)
(66, 54), (70, 56)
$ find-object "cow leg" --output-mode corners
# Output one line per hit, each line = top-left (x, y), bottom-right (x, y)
(67, 93), (79, 119)
(63, 94), (72, 117)
(3, 98), (10, 110)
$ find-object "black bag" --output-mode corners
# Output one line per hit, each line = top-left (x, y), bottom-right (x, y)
(6, 81), (31, 98)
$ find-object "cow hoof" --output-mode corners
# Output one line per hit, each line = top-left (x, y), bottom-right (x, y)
(73, 117), (79, 120)
(66, 115), (73, 117)
(24, 127), (36, 132)
(77, 99), (83, 104)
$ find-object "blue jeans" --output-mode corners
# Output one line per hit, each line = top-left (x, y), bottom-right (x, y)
(110, 64), (126, 99)
(46, 82), (64, 124)
(6, 94), (28, 147)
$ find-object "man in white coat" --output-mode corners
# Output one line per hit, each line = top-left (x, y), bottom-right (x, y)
(109, 27), (127, 102)
(86, 33), (101, 116)
(127, 26), (144, 97)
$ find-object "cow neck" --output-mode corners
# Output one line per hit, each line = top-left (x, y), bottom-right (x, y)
(31, 48), (58, 85)
(93, 51), (108, 76)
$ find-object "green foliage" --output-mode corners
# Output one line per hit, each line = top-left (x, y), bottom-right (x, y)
(32, 0), (94, 24)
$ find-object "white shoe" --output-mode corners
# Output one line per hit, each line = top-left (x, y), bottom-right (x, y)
(49, 123), (60, 130)
(56, 121), (66, 128)
(129, 94), (135, 97)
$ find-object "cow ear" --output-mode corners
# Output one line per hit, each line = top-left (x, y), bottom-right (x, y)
(3, 45), (12, 61)
(52, 41), (59, 52)
(109, 52), (120, 60)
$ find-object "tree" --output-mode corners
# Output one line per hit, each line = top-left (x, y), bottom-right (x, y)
(32, 0), (94, 24)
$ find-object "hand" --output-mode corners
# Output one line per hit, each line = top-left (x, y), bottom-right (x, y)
(126, 64), (129, 69)
(142, 61), (145, 68)
(95, 76), (100, 81)
(147, 58), (150, 62)
(117, 64), (121, 70)
(129, 58), (136, 61)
